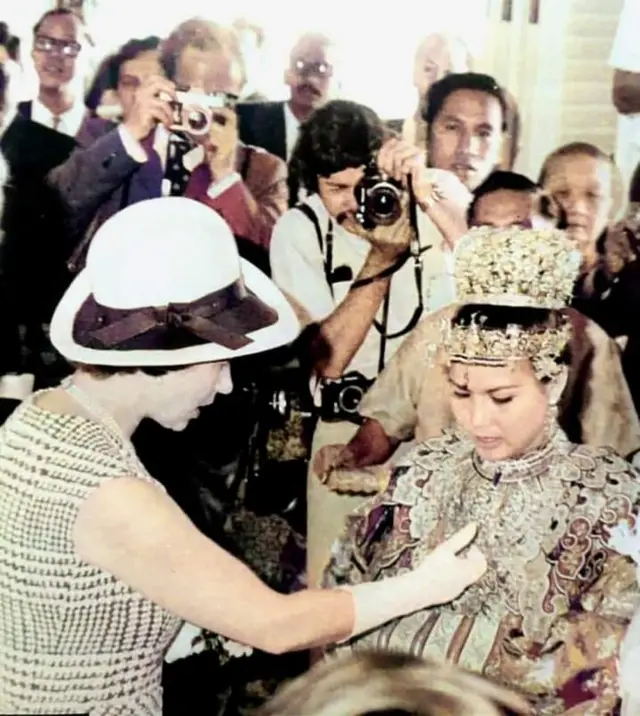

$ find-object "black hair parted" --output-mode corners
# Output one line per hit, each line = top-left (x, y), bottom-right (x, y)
(467, 170), (537, 224)
(288, 99), (385, 197)
(423, 72), (508, 132)
(453, 303), (553, 330)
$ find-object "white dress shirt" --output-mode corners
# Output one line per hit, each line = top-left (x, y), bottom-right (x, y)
(30, 98), (86, 138)
(270, 193), (455, 382)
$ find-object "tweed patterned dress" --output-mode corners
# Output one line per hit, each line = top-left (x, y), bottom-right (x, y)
(0, 396), (182, 715)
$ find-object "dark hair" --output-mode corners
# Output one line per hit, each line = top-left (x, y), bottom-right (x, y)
(288, 99), (385, 198)
(0, 67), (5, 113)
(631, 162), (640, 204)
(74, 364), (188, 379)
(6, 35), (19, 62)
(0, 22), (10, 47)
(84, 54), (117, 111)
(538, 141), (613, 186)
(160, 18), (245, 85)
(452, 303), (571, 371)
(422, 72), (508, 132)
(111, 36), (161, 87)
(33, 8), (77, 36)
(84, 37), (161, 112)
(467, 170), (537, 224)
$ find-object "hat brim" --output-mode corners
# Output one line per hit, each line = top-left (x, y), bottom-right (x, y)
(50, 260), (301, 367)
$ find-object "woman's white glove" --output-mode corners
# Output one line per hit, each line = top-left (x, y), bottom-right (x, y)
(340, 523), (487, 639)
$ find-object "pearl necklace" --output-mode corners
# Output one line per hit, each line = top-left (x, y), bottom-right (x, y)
(61, 376), (138, 462)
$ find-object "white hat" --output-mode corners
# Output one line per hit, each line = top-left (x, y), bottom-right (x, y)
(50, 197), (300, 366)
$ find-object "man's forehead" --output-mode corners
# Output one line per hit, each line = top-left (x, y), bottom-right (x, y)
(39, 14), (79, 40)
(441, 89), (503, 121)
(291, 36), (334, 64)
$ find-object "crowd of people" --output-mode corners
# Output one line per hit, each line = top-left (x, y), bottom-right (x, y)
(2, 4), (640, 715)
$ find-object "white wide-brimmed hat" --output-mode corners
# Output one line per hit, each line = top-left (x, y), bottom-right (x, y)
(50, 197), (300, 366)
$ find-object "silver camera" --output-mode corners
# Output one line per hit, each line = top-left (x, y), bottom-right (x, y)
(166, 90), (237, 136)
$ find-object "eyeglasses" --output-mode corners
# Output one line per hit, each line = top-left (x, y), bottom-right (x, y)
(33, 35), (81, 58)
(293, 60), (333, 79)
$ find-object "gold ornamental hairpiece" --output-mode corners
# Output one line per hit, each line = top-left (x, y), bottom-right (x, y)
(453, 226), (582, 309)
(441, 313), (572, 379)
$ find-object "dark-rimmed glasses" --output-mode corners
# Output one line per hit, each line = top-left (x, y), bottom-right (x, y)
(33, 35), (81, 59)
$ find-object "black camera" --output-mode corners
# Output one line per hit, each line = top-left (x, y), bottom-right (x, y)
(320, 371), (374, 422)
(354, 161), (403, 231)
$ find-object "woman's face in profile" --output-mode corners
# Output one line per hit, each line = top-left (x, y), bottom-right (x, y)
(447, 360), (549, 461)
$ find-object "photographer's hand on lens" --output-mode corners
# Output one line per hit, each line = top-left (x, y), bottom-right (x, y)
(204, 107), (239, 182)
(122, 75), (176, 142)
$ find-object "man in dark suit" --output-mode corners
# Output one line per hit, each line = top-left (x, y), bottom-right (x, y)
(237, 32), (337, 162)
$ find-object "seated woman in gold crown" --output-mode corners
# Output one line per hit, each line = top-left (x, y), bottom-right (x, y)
(323, 226), (640, 714)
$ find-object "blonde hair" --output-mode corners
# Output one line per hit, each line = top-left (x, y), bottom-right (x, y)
(258, 652), (531, 716)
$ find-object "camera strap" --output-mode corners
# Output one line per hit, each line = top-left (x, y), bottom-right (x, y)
(372, 185), (431, 369)
(294, 203), (335, 298)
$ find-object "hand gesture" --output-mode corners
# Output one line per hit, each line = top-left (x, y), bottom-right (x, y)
(122, 75), (176, 141)
(413, 168), (472, 251)
(415, 523), (487, 605)
(204, 107), (239, 182)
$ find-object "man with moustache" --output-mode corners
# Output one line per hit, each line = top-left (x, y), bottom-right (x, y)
(424, 72), (506, 191)
(270, 98), (472, 586)
(236, 32), (337, 163)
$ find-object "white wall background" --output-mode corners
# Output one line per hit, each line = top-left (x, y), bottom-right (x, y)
(1, 0), (490, 118)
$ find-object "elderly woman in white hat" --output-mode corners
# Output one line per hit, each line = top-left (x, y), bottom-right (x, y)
(0, 197), (486, 715)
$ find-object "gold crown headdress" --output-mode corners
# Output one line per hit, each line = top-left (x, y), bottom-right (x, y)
(453, 226), (582, 309)
(438, 227), (581, 378)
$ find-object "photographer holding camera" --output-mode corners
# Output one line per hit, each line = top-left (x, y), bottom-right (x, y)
(270, 99), (471, 586)
(50, 18), (287, 264)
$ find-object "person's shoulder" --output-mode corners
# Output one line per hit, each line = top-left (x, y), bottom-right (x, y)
(270, 196), (324, 253)
(243, 142), (286, 178)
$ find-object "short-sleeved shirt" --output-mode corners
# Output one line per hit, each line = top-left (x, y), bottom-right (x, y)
(269, 192), (455, 381)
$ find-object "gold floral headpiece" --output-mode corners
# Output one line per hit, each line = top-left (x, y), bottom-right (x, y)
(435, 227), (581, 378)
(453, 226), (582, 309)
(441, 313), (572, 379)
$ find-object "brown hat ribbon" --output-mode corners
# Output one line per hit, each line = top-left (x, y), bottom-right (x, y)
(73, 280), (279, 352)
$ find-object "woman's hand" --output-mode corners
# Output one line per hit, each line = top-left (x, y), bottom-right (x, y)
(414, 523), (487, 605)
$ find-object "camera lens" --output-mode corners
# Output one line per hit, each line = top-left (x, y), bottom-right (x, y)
(368, 185), (402, 226)
(338, 385), (364, 414)
(185, 108), (209, 134)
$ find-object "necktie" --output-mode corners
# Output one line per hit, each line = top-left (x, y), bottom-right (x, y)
(165, 135), (193, 196)
(52, 115), (61, 132)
